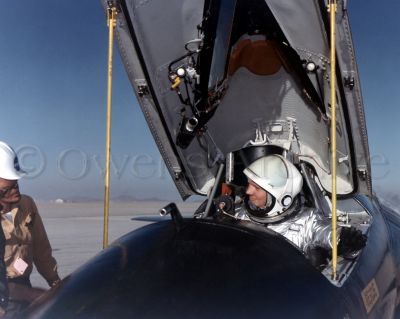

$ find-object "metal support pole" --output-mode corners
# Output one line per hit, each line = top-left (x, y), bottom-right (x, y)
(328, 0), (338, 280)
(103, 5), (117, 249)
(204, 163), (225, 218)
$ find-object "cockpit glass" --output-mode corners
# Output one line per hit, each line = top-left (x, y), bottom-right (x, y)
(208, 0), (237, 89)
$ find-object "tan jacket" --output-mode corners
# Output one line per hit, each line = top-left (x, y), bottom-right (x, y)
(1, 195), (59, 287)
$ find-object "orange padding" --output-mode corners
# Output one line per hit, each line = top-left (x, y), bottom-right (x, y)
(221, 183), (233, 196)
(228, 39), (285, 76)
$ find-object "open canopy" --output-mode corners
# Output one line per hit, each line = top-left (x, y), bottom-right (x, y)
(103, 0), (371, 199)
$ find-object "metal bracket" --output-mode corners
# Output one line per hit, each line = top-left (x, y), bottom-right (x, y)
(344, 76), (355, 90)
(357, 168), (368, 181)
(342, 0), (348, 13)
(136, 80), (149, 97)
(160, 203), (184, 232)
(172, 168), (182, 180)
(107, 0), (121, 12)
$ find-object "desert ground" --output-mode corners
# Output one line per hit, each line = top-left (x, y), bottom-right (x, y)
(30, 200), (200, 288)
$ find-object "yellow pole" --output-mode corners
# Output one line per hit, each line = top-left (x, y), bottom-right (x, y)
(328, 0), (338, 280)
(103, 6), (117, 249)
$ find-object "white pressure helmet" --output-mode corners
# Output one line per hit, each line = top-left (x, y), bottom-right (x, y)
(0, 141), (26, 180)
(243, 155), (303, 223)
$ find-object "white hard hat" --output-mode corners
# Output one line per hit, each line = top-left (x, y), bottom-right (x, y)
(0, 141), (26, 180)
(243, 155), (302, 223)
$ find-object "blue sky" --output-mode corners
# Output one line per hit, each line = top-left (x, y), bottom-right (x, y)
(0, 1), (399, 201)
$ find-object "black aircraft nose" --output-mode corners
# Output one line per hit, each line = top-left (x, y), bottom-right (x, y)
(24, 219), (348, 318)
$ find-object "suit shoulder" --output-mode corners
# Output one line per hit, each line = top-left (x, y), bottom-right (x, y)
(18, 195), (38, 211)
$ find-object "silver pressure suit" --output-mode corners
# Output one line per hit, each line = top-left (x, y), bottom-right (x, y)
(235, 205), (333, 253)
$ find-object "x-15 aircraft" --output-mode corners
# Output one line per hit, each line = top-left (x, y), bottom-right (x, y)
(22, 0), (400, 318)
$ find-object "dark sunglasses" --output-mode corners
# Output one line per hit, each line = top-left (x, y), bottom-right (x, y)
(0, 182), (18, 199)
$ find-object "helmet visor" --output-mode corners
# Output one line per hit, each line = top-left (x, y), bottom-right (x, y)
(247, 155), (287, 188)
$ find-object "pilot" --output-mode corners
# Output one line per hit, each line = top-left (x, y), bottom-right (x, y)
(217, 154), (367, 264)
(0, 141), (60, 311)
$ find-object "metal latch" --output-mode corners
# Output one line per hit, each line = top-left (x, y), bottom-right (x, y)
(344, 76), (355, 90)
(357, 168), (368, 181)
(136, 80), (149, 97)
